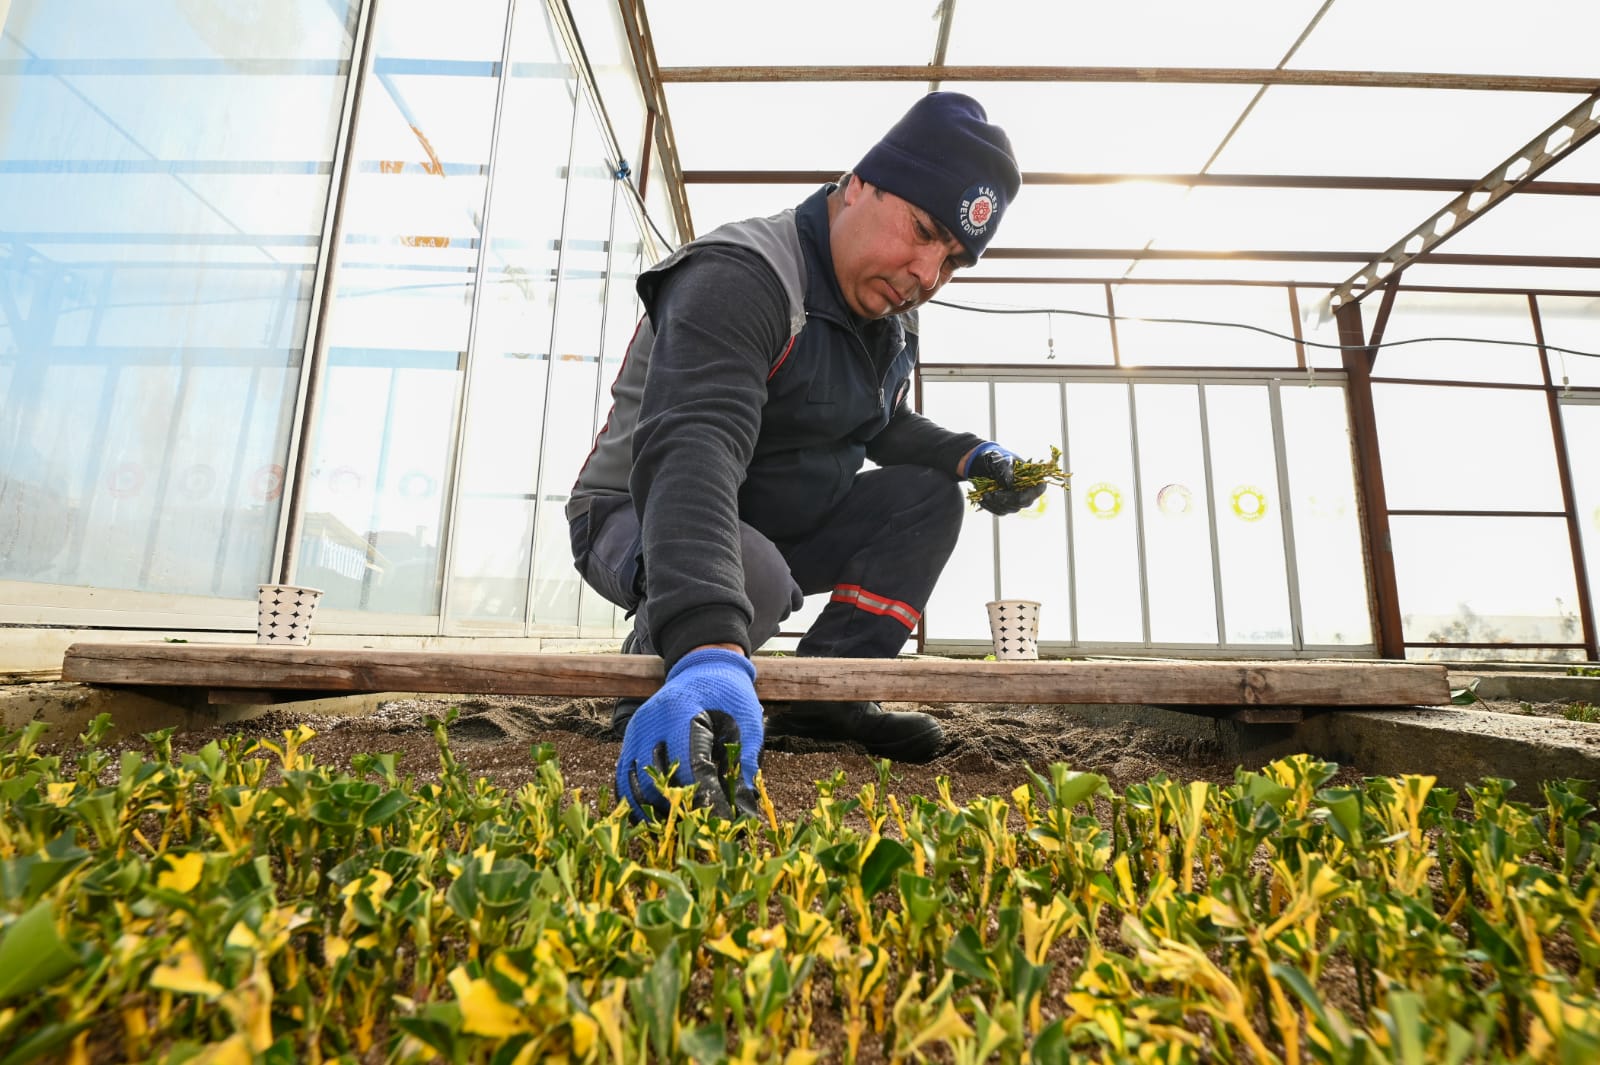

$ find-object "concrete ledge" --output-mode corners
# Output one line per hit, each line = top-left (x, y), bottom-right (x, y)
(1449, 671), (1600, 704)
(0, 683), (428, 741)
(1234, 706), (1600, 790)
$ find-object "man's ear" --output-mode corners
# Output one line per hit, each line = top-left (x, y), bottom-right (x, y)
(842, 173), (866, 205)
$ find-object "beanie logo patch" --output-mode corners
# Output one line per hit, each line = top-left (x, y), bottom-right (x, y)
(959, 183), (999, 239)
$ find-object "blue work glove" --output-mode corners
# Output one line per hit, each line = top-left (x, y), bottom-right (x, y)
(962, 442), (1047, 516)
(616, 648), (764, 821)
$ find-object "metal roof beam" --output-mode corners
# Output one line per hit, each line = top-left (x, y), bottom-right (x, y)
(681, 169), (1600, 195)
(659, 65), (1600, 93)
(1322, 90), (1600, 319)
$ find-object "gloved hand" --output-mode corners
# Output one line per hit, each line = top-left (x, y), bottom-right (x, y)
(962, 442), (1047, 516)
(616, 647), (764, 821)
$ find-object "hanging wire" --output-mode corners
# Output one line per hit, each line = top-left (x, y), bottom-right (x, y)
(929, 297), (1600, 360)
(614, 188), (1600, 362)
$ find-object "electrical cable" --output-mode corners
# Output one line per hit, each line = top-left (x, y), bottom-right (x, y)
(613, 185), (1600, 362)
(930, 297), (1600, 360)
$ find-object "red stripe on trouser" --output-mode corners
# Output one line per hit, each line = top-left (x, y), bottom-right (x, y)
(830, 584), (921, 631)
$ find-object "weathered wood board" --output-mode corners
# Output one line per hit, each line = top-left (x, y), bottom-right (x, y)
(61, 643), (1451, 707)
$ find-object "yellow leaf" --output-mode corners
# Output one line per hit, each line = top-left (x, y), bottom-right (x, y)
(150, 953), (224, 998)
(570, 1012), (598, 1057)
(905, 999), (974, 1052)
(449, 967), (532, 1038)
(158, 852), (206, 894)
(783, 1051), (821, 1065)
(705, 932), (749, 963)
(44, 782), (75, 807)
(325, 935), (349, 967)
(590, 979), (628, 1062)
(188, 1035), (253, 1065)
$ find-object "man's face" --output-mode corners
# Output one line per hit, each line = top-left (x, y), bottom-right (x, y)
(830, 177), (976, 320)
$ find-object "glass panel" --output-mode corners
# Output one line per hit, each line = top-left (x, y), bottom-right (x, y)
(1392, 515), (1583, 649)
(530, 92), (617, 629)
(963, 82), (1261, 174)
(647, 0), (937, 65)
(686, 183), (825, 236)
(1211, 86), (1578, 178)
(1135, 384), (1217, 643)
(922, 382), (995, 641)
(664, 82), (926, 170)
(297, 0), (508, 614)
(1205, 385), (1292, 644)
(995, 384), (1071, 641)
(0, 0), (355, 596)
(566, 0), (647, 169)
(1066, 382), (1143, 642)
(1536, 295), (1600, 389)
(1147, 187), (1444, 253)
(444, 0), (573, 630)
(1374, 292), (1542, 384)
(1113, 285), (1298, 367)
(1291, 0), (1600, 77)
(995, 183), (1193, 250)
(947, 0), (1329, 66)
(1561, 401), (1600, 648)
(577, 189), (645, 637)
(1374, 384), (1563, 512)
(1297, 286), (1349, 371)
(922, 284), (1113, 365)
(1280, 384), (1372, 646)
(1446, 194), (1600, 262)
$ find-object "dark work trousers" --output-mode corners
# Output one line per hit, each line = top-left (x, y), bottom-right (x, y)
(569, 464), (966, 660)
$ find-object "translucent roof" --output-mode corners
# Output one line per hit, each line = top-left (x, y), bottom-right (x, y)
(644, 0), (1600, 304)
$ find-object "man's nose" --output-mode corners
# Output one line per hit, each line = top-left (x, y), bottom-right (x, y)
(910, 245), (944, 290)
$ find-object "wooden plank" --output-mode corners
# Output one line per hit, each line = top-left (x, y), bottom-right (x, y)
(61, 643), (1451, 707)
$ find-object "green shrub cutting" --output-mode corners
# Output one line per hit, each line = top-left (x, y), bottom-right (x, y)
(2, 712), (1598, 1063)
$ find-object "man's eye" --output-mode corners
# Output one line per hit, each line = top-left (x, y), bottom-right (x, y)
(914, 220), (934, 241)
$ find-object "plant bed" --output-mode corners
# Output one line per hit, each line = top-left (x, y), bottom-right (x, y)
(3, 703), (1598, 1064)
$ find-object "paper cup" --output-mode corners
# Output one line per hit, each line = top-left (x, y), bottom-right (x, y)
(256, 584), (323, 645)
(985, 599), (1041, 661)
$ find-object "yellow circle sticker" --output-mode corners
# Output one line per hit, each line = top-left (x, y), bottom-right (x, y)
(1086, 482), (1123, 519)
(1231, 485), (1268, 521)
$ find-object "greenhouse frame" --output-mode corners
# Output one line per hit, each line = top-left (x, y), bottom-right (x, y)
(2, 0), (1598, 672)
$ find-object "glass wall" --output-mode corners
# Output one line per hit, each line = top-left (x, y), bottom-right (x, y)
(920, 372), (1371, 654)
(0, 0), (357, 600)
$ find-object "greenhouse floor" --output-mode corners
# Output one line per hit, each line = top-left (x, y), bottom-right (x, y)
(2, 644), (1594, 794)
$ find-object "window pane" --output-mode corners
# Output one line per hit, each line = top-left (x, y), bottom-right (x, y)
(444, 1), (573, 629)
(922, 382), (995, 641)
(995, 384), (1072, 641)
(1392, 515), (1582, 651)
(1205, 385), (1292, 644)
(1374, 383), (1563, 512)
(1067, 382), (1143, 642)
(1395, 511), (1580, 652)
(0, 0), (355, 596)
(1536, 295), (1600, 389)
(1114, 285), (1299, 368)
(530, 93), (617, 630)
(1561, 400), (1600, 648)
(1280, 384), (1372, 646)
(298, 0), (508, 615)
(1373, 291), (1542, 385)
(923, 284), (1113, 366)
(1135, 384), (1217, 643)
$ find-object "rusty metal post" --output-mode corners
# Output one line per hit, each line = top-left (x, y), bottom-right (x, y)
(1336, 301), (1406, 658)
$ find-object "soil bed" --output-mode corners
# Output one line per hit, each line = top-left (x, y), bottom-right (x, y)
(111, 694), (1300, 812)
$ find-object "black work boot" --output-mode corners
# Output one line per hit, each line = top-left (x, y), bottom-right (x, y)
(768, 700), (945, 763)
(609, 629), (646, 739)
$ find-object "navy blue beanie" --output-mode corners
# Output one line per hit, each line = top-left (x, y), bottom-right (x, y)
(853, 92), (1021, 260)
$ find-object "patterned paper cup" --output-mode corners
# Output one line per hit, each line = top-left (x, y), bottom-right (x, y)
(256, 584), (324, 645)
(985, 599), (1041, 661)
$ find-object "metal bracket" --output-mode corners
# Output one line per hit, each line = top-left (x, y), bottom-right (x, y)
(1317, 90), (1600, 323)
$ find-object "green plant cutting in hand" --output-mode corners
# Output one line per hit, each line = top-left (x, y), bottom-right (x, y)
(967, 445), (1071, 508)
